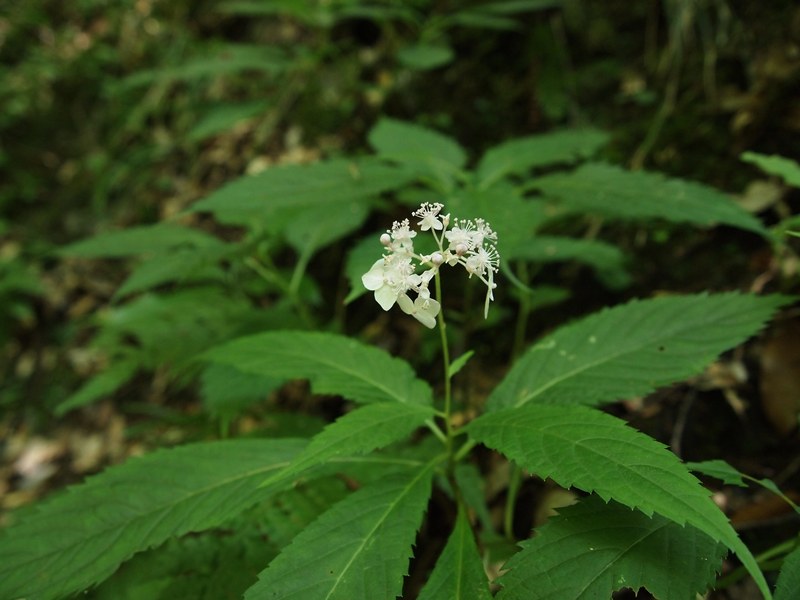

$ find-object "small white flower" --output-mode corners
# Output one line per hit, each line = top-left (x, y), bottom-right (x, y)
(413, 202), (445, 232)
(397, 294), (440, 329)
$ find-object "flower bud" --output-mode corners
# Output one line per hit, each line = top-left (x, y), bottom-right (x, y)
(431, 252), (444, 266)
(455, 243), (467, 256)
(380, 233), (392, 246)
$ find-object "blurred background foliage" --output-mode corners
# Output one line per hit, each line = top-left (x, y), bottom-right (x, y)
(1, 0), (799, 502)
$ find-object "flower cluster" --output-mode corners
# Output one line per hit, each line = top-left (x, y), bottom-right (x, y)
(362, 203), (499, 328)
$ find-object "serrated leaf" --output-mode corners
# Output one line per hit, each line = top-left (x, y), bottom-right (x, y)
(59, 223), (225, 258)
(243, 459), (439, 599)
(775, 544), (800, 600)
(0, 439), (306, 600)
(468, 403), (771, 598)
(488, 293), (790, 411)
(264, 402), (436, 488)
(741, 152), (800, 188)
(686, 459), (748, 487)
(467, 404), (770, 598)
(476, 128), (608, 188)
(496, 495), (726, 600)
(189, 158), (414, 226)
(203, 331), (433, 406)
(533, 162), (767, 235)
(418, 507), (492, 600)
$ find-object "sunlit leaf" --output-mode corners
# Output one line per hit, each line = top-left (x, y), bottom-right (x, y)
(741, 152), (800, 188)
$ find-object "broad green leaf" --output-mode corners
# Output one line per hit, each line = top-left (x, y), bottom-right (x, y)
(97, 288), (257, 371)
(369, 117), (466, 190)
(199, 362), (281, 418)
(284, 200), (369, 256)
(0, 439), (306, 600)
(533, 162), (767, 235)
(776, 544), (800, 600)
(446, 184), (549, 250)
(243, 459), (439, 599)
(56, 357), (139, 416)
(203, 331), (434, 406)
(59, 223), (225, 258)
(263, 402), (436, 488)
(397, 43), (454, 70)
(488, 293), (789, 411)
(686, 459), (748, 487)
(418, 507), (492, 600)
(503, 235), (630, 289)
(741, 151), (800, 188)
(476, 128), (608, 188)
(496, 495), (726, 600)
(468, 404), (771, 598)
(189, 157), (414, 226)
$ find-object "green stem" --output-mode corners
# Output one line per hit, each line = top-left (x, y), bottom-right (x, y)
(435, 271), (454, 462)
(716, 535), (798, 589)
(504, 463), (523, 540)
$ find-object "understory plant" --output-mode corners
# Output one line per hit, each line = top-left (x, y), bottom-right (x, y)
(1, 195), (798, 599)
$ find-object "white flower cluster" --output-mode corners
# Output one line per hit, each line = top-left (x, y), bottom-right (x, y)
(362, 202), (499, 328)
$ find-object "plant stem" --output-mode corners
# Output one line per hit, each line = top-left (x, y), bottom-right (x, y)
(435, 272), (454, 460)
(504, 462), (523, 540)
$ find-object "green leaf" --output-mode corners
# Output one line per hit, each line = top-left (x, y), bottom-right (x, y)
(243, 459), (439, 599)
(114, 247), (228, 300)
(284, 200), (369, 256)
(59, 223), (225, 258)
(418, 507), (492, 600)
(686, 459), (748, 487)
(0, 439), (306, 600)
(448, 350), (475, 379)
(488, 293), (790, 411)
(344, 234), (382, 304)
(56, 357), (139, 416)
(533, 162), (767, 235)
(199, 363), (281, 418)
(496, 495), (726, 600)
(476, 128), (608, 188)
(203, 331), (434, 406)
(741, 151), (800, 188)
(397, 43), (454, 70)
(189, 157), (414, 226)
(467, 404), (771, 598)
(263, 402), (436, 488)
(504, 235), (630, 289)
(776, 544), (800, 600)
(369, 117), (466, 190)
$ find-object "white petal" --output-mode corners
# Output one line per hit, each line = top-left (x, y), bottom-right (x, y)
(397, 293), (415, 314)
(361, 260), (385, 291)
(374, 285), (397, 311)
